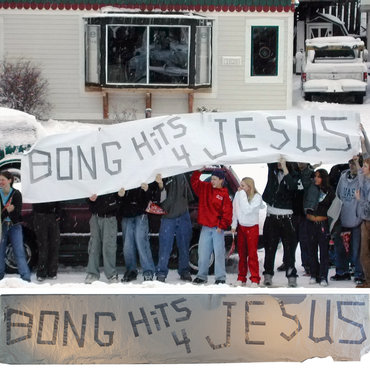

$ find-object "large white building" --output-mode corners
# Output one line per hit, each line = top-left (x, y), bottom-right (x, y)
(0, 1), (296, 120)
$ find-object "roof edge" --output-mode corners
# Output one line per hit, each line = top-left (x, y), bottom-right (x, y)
(0, 3), (296, 13)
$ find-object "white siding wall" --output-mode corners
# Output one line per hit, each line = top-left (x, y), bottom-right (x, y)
(194, 12), (293, 112)
(0, 10), (102, 120)
(0, 10), (293, 120)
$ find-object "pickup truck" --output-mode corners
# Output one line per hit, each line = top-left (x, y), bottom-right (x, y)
(297, 36), (368, 104)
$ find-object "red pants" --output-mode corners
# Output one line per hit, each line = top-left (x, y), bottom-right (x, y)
(237, 224), (260, 283)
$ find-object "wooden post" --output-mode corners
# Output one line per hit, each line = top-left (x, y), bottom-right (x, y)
(145, 92), (152, 118)
(103, 92), (109, 119)
(188, 92), (194, 113)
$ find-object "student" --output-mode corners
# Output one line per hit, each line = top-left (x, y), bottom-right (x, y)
(231, 177), (264, 287)
(0, 171), (31, 282)
(262, 157), (299, 287)
(33, 201), (61, 281)
(118, 182), (159, 282)
(84, 192), (121, 284)
(355, 157), (370, 288)
(191, 168), (232, 284)
(156, 174), (193, 283)
(330, 156), (364, 285)
(305, 169), (335, 286)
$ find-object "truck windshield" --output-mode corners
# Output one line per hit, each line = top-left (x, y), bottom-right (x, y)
(313, 48), (355, 62)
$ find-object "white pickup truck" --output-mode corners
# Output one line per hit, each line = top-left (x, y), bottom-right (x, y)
(297, 36), (368, 104)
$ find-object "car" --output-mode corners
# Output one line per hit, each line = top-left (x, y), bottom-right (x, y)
(296, 36), (368, 104)
(6, 166), (259, 275)
(0, 108), (45, 179)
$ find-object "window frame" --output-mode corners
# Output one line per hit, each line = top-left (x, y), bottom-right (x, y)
(245, 18), (285, 84)
(84, 14), (213, 89)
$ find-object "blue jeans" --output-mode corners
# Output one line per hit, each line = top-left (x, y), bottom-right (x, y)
(156, 211), (192, 278)
(122, 214), (155, 277)
(333, 224), (364, 278)
(197, 226), (226, 281)
(0, 223), (31, 281)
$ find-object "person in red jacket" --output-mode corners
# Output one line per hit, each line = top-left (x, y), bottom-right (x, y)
(191, 168), (232, 284)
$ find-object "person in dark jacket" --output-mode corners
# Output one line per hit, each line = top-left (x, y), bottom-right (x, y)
(84, 191), (121, 284)
(0, 171), (31, 282)
(262, 157), (299, 287)
(304, 168), (335, 286)
(156, 173), (193, 283)
(191, 168), (232, 285)
(118, 180), (160, 282)
(33, 201), (62, 281)
(292, 162), (319, 276)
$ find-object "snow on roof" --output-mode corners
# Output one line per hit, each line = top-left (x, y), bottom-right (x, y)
(306, 36), (364, 48)
(86, 9), (208, 20)
(0, 108), (45, 146)
(0, 108), (99, 148)
(315, 12), (345, 26)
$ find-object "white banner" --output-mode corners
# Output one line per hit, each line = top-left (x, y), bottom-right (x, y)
(0, 293), (369, 364)
(21, 110), (361, 203)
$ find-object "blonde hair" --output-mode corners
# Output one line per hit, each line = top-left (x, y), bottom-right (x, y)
(241, 177), (258, 201)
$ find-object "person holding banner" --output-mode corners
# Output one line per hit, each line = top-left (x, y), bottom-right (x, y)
(305, 169), (335, 286)
(262, 157), (299, 287)
(191, 168), (232, 285)
(33, 201), (61, 281)
(84, 192), (121, 284)
(155, 173), (193, 283)
(330, 156), (364, 285)
(355, 157), (370, 288)
(0, 171), (31, 282)
(118, 182), (160, 282)
(231, 177), (264, 287)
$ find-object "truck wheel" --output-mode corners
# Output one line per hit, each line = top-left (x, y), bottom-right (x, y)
(189, 242), (214, 275)
(5, 235), (37, 274)
(354, 95), (364, 104)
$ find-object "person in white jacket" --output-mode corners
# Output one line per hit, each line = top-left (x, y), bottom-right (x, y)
(231, 177), (265, 286)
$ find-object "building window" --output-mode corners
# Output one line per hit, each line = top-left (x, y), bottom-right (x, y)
(245, 19), (285, 84)
(251, 26), (278, 76)
(85, 14), (212, 89)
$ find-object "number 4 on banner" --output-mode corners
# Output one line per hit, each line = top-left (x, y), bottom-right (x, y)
(171, 329), (191, 353)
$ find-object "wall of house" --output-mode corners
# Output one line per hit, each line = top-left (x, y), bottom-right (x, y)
(0, 10), (294, 121)
(193, 12), (294, 112)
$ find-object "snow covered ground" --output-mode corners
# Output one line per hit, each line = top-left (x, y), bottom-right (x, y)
(1, 75), (370, 369)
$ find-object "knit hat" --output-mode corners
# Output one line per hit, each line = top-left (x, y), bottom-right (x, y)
(211, 169), (225, 180)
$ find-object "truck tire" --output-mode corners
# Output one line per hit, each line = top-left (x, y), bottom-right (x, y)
(5, 234), (37, 274)
(188, 241), (215, 275)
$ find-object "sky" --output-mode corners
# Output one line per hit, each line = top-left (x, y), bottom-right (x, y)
(0, 75), (370, 369)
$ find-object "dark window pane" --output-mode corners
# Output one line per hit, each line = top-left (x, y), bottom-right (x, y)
(107, 25), (147, 83)
(149, 27), (189, 84)
(251, 26), (278, 76)
(314, 48), (355, 60)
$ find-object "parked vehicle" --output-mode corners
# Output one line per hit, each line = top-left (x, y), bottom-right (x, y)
(6, 166), (258, 275)
(0, 108), (45, 182)
(297, 36), (368, 104)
